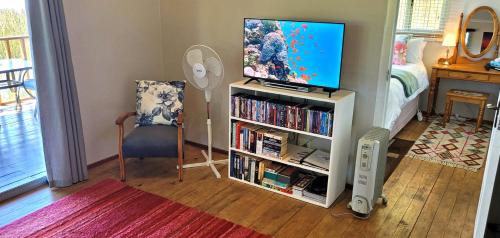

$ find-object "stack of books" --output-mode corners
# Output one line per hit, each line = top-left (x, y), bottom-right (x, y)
(231, 122), (289, 159)
(261, 164), (299, 194)
(231, 93), (334, 136)
(284, 145), (330, 171)
(292, 174), (315, 197)
(301, 150), (330, 171)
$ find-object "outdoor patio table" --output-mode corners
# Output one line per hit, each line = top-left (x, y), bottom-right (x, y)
(0, 59), (32, 109)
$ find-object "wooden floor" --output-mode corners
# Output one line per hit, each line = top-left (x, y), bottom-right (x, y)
(0, 102), (45, 194)
(0, 119), (485, 237)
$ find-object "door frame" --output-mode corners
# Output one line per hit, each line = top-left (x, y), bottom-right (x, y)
(474, 91), (500, 237)
(373, 0), (400, 128)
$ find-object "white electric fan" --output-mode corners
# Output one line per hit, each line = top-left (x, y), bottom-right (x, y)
(181, 45), (227, 178)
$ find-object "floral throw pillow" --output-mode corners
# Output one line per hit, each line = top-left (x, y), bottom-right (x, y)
(392, 35), (410, 65)
(135, 80), (185, 127)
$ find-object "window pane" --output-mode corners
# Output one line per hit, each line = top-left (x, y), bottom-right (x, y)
(397, 0), (449, 34)
(397, 0), (410, 30)
(411, 0), (446, 32)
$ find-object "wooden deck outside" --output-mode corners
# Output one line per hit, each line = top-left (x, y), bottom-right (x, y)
(0, 102), (45, 194)
(0, 119), (485, 237)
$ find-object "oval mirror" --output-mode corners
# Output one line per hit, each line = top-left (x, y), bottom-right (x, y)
(460, 6), (499, 58)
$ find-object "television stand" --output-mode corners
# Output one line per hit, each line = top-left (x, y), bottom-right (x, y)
(243, 78), (338, 97)
(244, 78), (261, 85)
(261, 81), (312, 93)
(323, 88), (338, 98)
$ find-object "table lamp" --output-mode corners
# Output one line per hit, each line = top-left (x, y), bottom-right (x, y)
(442, 33), (457, 65)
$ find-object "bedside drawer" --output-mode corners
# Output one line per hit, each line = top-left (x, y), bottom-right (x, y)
(448, 71), (489, 81)
(437, 70), (448, 78)
(490, 75), (500, 83)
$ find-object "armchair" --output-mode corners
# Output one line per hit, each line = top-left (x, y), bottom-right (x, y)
(115, 112), (184, 181)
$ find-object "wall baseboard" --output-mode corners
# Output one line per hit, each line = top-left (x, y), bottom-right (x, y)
(185, 140), (228, 154)
(87, 155), (117, 169)
(87, 140), (228, 169)
(426, 112), (494, 124)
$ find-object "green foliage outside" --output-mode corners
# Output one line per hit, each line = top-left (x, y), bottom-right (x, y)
(0, 8), (29, 59)
(0, 9), (30, 104)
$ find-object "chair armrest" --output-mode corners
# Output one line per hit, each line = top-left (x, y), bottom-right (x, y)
(177, 112), (183, 126)
(115, 112), (137, 125)
(177, 112), (184, 181)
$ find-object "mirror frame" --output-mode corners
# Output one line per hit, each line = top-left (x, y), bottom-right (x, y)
(460, 6), (499, 59)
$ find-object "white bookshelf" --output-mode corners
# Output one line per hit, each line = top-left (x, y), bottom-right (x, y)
(228, 80), (355, 208)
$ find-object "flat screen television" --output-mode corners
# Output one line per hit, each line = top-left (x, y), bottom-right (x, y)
(243, 18), (345, 90)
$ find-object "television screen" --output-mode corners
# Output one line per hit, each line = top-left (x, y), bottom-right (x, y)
(243, 18), (345, 89)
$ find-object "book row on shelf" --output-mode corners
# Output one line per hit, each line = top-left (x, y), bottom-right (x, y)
(231, 121), (288, 158)
(231, 93), (335, 136)
(230, 152), (328, 203)
(231, 121), (331, 171)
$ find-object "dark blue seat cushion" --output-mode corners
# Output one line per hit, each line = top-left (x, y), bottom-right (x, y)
(122, 125), (179, 158)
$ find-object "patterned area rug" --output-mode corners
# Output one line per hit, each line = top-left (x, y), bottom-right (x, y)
(0, 179), (269, 238)
(407, 117), (491, 172)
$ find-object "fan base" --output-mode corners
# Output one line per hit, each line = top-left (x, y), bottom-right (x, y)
(178, 150), (227, 179)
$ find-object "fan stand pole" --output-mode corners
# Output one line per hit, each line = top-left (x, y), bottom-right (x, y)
(179, 101), (227, 178)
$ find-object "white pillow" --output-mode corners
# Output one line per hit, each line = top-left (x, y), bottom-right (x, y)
(406, 38), (427, 63)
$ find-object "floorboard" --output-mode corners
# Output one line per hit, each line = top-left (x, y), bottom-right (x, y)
(409, 166), (454, 237)
(427, 169), (467, 237)
(0, 119), (486, 237)
(391, 163), (443, 237)
(443, 171), (479, 238)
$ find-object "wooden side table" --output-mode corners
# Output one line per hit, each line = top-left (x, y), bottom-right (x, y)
(427, 59), (500, 119)
(443, 89), (489, 132)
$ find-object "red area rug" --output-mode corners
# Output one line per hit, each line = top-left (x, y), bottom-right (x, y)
(0, 179), (268, 238)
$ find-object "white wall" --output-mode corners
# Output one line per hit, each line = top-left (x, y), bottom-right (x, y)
(60, 0), (392, 170)
(160, 0), (391, 182)
(63, 0), (164, 164)
(419, 1), (500, 120)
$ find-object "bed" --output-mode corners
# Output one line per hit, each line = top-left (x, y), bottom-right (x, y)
(385, 61), (429, 138)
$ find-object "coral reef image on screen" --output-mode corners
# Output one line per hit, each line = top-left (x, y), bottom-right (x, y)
(244, 19), (344, 89)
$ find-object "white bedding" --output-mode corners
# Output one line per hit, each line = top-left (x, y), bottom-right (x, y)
(384, 62), (429, 129)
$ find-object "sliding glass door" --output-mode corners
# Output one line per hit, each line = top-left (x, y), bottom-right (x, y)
(0, 0), (46, 200)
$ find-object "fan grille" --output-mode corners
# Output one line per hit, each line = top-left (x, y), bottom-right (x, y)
(182, 45), (224, 91)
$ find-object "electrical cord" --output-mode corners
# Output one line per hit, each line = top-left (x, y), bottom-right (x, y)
(331, 211), (371, 220)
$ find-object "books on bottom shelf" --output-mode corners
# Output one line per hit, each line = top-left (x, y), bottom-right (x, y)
(230, 152), (327, 204)
(291, 174), (327, 204)
(292, 174), (315, 196)
(302, 176), (328, 204)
